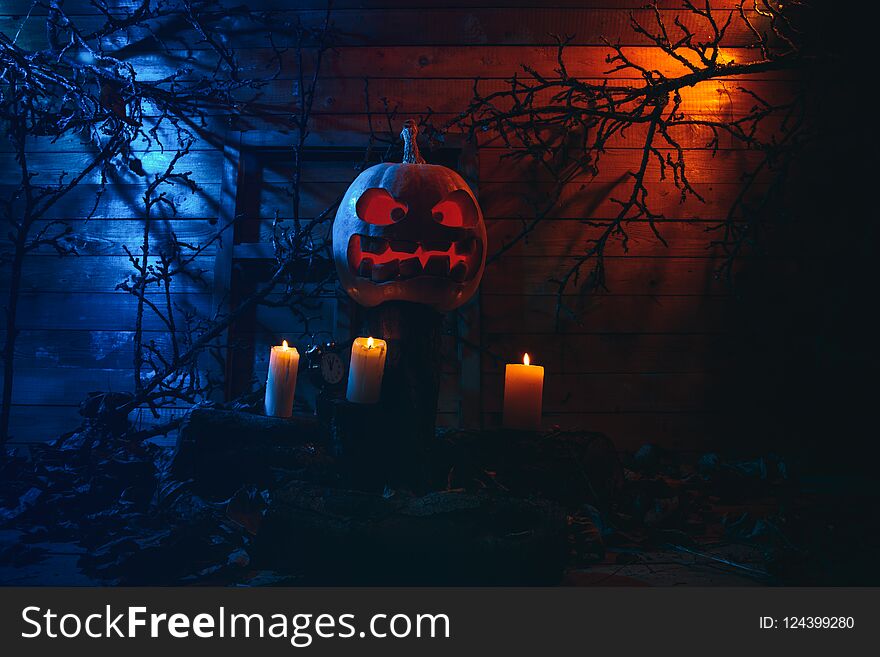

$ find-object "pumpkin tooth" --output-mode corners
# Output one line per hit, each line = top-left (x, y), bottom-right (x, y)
(360, 235), (388, 254)
(399, 257), (423, 278)
(371, 260), (399, 282)
(388, 239), (418, 254)
(424, 254), (450, 277)
(450, 261), (468, 282)
(357, 260), (373, 278)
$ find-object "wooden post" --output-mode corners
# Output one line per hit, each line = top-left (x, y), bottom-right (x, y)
(363, 301), (443, 490)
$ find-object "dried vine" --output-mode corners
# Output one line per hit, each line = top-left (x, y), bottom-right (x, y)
(0, 1), (349, 443)
(442, 0), (814, 322)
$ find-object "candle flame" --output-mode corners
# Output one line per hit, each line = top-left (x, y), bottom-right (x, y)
(367, 336), (374, 349)
(281, 340), (289, 350)
(523, 352), (530, 366)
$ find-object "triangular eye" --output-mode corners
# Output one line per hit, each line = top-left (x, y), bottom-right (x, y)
(431, 189), (478, 227)
(356, 188), (408, 225)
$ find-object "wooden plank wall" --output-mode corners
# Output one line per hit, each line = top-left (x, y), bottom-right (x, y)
(0, 1), (801, 449)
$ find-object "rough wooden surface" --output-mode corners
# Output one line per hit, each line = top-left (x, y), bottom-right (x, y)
(168, 408), (332, 496)
(157, 408), (618, 585)
(430, 428), (624, 507)
(171, 409), (624, 506)
(363, 302), (444, 489)
(260, 482), (568, 585)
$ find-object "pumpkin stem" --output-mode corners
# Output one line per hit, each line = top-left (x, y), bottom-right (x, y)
(400, 119), (426, 164)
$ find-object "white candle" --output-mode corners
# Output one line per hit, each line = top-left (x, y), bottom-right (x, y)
(502, 352), (544, 431)
(346, 336), (388, 404)
(265, 340), (300, 417)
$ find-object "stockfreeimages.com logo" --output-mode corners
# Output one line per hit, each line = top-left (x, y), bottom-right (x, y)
(22, 606), (451, 647)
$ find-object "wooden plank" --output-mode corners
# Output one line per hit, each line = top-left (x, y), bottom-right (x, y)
(477, 180), (784, 221)
(9, 76), (793, 120)
(3, 291), (338, 335)
(0, 219), (221, 256)
(3, 163), (771, 223)
(486, 219), (782, 259)
(214, 216), (754, 260)
(278, 112), (790, 151)
(5, 292), (214, 330)
(5, 405), (83, 443)
(0, 83), (798, 157)
(0, 127), (221, 155)
(478, 148), (787, 184)
(1, 330), (182, 370)
(481, 371), (722, 413)
(0, 176), (767, 226)
(0, 367), (138, 405)
(0, 149), (225, 186)
(481, 293), (736, 334)
(5, 329), (476, 372)
(374, 178), (782, 222)
(253, 146), (781, 185)
(0, 238), (783, 304)
(0, 183), (220, 220)
(9, 215), (763, 260)
(12, 327), (745, 378)
(0, 9), (784, 50)
(252, 297), (359, 343)
(0, 326), (747, 375)
(481, 332), (737, 374)
(4, 85), (799, 123)
(0, 145), (785, 190)
(1, 106), (797, 153)
(0, 45), (793, 88)
(279, 77), (800, 117)
(5, 255), (214, 293)
(176, 178), (783, 222)
(482, 256), (798, 296)
(316, 45), (787, 80)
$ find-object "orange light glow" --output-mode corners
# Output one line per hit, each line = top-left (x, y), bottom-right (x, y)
(367, 336), (375, 349)
(281, 340), (289, 350)
(523, 353), (530, 366)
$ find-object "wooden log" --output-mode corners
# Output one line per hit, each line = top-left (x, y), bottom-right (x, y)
(166, 410), (622, 509)
(167, 408), (334, 497)
(362, 301), (444, 491)
(326, 398), (399, 493)
(431, 429), (624, 507)
(259, 482), (568, 585)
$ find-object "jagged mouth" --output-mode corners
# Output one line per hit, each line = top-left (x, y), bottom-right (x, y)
(347, 234), (482, 284)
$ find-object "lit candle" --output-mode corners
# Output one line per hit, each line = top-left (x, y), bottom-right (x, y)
(265, 340), (300, 418)
(346, 336), (388, 404)
(502, 352), (544, 431)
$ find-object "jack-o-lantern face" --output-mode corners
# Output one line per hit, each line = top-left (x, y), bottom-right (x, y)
(333, 122), (487, 311)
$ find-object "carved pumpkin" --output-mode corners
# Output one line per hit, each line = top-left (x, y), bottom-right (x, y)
(333, 121), (487, 311)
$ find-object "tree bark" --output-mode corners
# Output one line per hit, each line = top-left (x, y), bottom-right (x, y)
(362, 301), (443, 490)
(167, 408), (331, 497)
(259, 481), (568, 585)
(430, 428), (624, 507)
